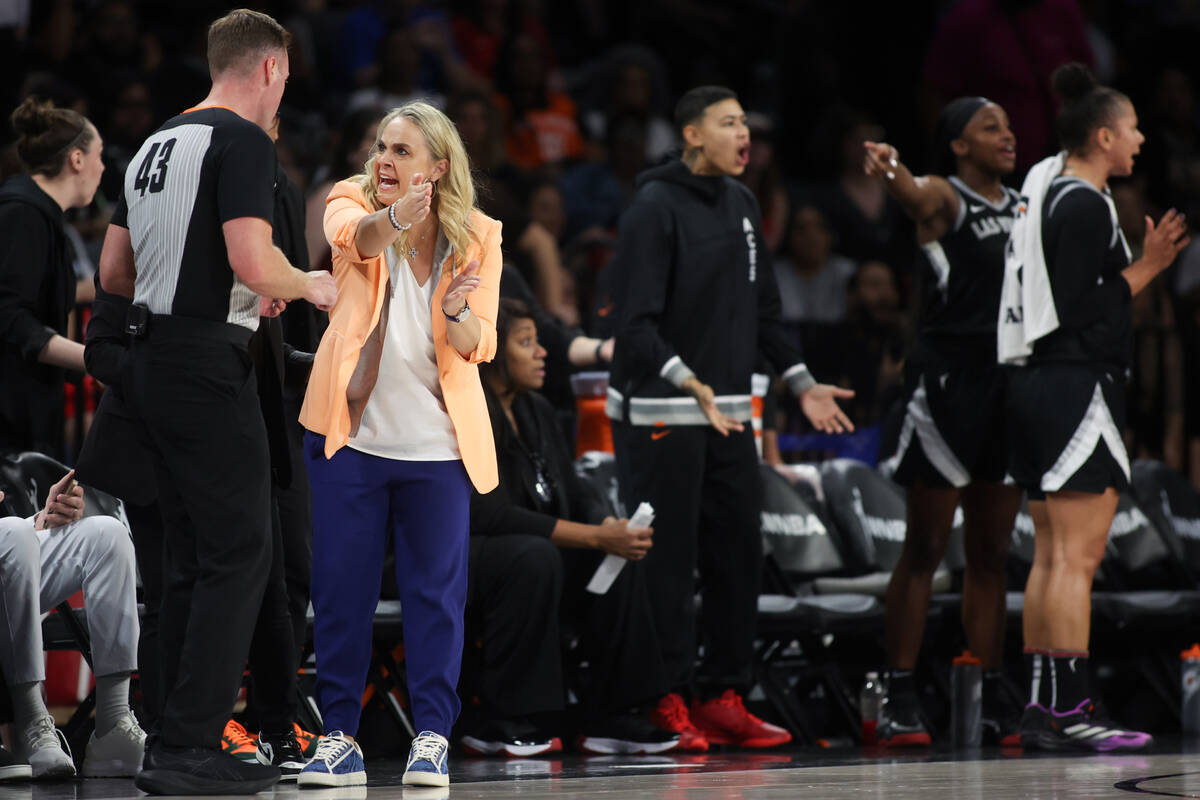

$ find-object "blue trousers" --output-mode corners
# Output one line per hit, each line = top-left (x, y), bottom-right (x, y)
(304, 432), (471, 737)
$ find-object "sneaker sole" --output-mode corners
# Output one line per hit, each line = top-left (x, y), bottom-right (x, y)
(1027, 730), (1153, 753)
(30, 760), (76, 779)
(0, 764), (32, 781)
(403, 769), (449, 787)
(578, 736), (680, 755)
(878, 733), (932, 748)
(135, 768), (279, 795)
(461, 736), (556, 757)
(81, 758), (142, 777)
(700, 731), (791, 749)
(297, 769), (367, 788)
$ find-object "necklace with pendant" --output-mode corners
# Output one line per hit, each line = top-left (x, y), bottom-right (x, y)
(408, 229), (431, 259)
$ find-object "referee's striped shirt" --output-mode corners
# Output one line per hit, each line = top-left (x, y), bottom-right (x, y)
(112, 106), (277, 331)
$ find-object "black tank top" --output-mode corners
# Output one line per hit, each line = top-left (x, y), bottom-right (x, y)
(915, 176), (1020, 367)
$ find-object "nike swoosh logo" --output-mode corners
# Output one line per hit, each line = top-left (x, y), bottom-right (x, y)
(970, 204), (984, 213)
(597, 304), (614, 317)
(651, 430), (671, 441)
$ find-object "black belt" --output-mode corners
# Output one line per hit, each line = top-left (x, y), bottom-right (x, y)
(126, 306), (254, 348)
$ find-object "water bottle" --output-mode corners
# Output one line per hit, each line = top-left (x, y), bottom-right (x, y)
(951, 651), (982, 748)
(1182, 644), (1200, 734)
(859, 671), (884, 745)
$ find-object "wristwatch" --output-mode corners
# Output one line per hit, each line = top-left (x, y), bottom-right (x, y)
(443, 301), (470, 323)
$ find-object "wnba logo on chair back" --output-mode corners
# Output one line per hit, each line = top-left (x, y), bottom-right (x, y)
(743, 217), (757, 283)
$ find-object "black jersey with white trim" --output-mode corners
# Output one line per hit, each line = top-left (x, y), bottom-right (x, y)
(112, 107), (277, 331)
(915, 176), (1020, 366)
(1029, 176), (1133, 370)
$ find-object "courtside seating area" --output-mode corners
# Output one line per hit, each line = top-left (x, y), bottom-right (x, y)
(6, 450), (1200, 751)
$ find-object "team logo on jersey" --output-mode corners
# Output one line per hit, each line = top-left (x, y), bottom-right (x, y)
(743, 217), (757, 283)
(969, 214), (1014, 241)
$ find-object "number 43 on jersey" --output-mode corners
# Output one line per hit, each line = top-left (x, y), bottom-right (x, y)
(133, 138), (177, 197)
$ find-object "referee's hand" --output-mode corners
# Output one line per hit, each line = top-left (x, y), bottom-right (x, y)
(304, 271), (338, 311)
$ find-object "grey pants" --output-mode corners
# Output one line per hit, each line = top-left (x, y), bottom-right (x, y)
(0, 514), (139, 683)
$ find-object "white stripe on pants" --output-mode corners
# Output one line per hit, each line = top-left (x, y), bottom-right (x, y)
(0, 514), (139, 683)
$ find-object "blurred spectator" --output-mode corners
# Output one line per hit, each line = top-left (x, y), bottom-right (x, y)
(580, 46), (676, 161)
(561, 111), (647, 239)
(494, 33), (583, 170)
(924, 0), (1093, 173)
(740, 112), (789, 253)
(791, 260), (906, 432)
(448, 90), (522, 224)
(1140, 66), (1200, 224)
(808, 108), (914, 275)
(772, 205), (856, 324)
(69, 0), (160, 110)
(98, 72), (154, 204)
(305, 106), (385, 272)
(520, 178), (577, 326)
(453, 0), (555, 81)
(347, 25), (443, 112)
(1116, 178), (1185, 470)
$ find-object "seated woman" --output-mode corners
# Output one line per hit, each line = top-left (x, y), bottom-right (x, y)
(464, 298), (678, 756)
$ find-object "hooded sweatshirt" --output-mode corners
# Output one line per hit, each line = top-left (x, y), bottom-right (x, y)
(0, 173), (75, 454)
(606, 158), (814, 426)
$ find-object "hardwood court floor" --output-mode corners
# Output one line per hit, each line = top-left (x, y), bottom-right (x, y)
(7, 745), (1200, 799)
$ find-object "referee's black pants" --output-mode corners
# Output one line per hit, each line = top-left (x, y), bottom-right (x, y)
(127, 327), (272, 750)
(612, 422), (763, 693)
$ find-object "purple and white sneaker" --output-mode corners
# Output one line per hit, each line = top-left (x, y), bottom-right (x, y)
(1028, 700), (1153, 752)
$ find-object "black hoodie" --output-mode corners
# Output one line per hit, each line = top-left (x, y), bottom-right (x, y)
(606, 159), (814, 426)
(0, 173), (76, 455)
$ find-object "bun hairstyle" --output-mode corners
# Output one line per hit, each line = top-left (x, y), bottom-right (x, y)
(1052, 62), (1129, 154)
(10, 96), (94, 177)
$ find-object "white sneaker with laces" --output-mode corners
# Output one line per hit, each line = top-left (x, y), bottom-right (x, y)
(17, 714), (75, 779)
(402, 731), (449, 787)
(82, 710), (147, 777)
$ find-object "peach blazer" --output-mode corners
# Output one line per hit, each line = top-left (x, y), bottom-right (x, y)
(299, 180), (501, 493)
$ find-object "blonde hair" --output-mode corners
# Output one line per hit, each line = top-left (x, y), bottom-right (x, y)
(354, 102), (479, 272)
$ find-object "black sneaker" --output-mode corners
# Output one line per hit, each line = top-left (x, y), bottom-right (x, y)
(578, 713), (681, 754)
(876, 700), (931, 747)
(135, 739), (281, 795)
(256, 729), (307, 780)
(982, 692), (1024, 747)
(0, 746), (31, 782)
(461, 717), (562, 757)
(1024, 699), (1152, 752)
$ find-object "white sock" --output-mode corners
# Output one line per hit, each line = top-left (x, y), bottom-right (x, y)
(94, 672), (132, 736)
(12, 681), (49, 730)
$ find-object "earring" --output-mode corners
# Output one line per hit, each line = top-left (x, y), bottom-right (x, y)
(429, 180), (439, 199)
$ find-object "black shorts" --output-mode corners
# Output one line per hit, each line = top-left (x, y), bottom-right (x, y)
(1006, 363), (1130, 495)
(881, 364), (1010, 489)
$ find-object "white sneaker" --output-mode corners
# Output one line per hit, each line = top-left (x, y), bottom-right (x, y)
(17, 714), (75, 779)
(82, 710), (147, 777)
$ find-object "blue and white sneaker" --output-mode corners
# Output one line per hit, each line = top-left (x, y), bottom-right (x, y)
(402, 731), (449, 787)
(297, 732), (366, 788)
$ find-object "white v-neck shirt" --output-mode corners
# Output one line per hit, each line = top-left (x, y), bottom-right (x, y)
(349, 238), (460, 461)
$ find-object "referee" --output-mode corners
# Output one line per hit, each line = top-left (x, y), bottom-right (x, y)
(96, 10), (336, 795)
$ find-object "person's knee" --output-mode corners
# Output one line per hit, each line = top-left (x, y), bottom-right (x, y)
(902, 530), (948, 574)
(964, 530), (1011, 578)
(0, 517), (38, 567)
(508, 536), (563, 594)
(1059, 536), (1106, 576)
(85, 517), (135, 560)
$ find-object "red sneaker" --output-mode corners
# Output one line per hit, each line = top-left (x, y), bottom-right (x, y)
(649, 693), (709, 752)
(690, 690), (792, 749)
